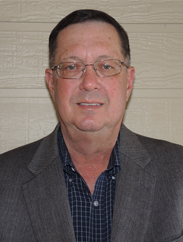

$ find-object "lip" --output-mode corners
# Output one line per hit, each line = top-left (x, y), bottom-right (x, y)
(78, 103), (102, 106)
(77, 102), (103, 109)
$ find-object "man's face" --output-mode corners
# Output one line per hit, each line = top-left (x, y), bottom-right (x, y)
(46, 21), (135, 136)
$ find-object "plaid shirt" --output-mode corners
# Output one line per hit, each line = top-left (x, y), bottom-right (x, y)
(58, 128), (121, 242)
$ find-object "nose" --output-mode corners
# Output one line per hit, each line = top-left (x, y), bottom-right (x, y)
(79, 65), (101, 91)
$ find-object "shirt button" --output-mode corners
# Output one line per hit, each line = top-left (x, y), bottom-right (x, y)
(94, 201), (99, 207)
(69, 178), (72, 182)
(112, 176), (115, 180)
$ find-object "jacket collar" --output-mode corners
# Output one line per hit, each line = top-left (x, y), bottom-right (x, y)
(27, 123), (151, 175)
(119, 124), (152, 168)
(27, 123), (60, 175)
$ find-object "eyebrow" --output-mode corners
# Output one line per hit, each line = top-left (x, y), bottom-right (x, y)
(62, 56), (82, 61)
(62, 55), (114, 62)
(97, 55), (114, 60)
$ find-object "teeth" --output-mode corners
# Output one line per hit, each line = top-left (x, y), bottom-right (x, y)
(79, 103), (101, 106)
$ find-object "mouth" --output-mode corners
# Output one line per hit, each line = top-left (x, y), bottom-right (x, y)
(78, 103), (102, 106)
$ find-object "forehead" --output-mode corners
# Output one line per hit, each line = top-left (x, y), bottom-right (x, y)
(55, 21), (123, 61)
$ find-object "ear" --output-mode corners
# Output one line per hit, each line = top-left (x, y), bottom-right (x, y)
(45, 69), (56, 102)
(126, 66), (135, 102)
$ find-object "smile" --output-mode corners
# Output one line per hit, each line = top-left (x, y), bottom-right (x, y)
(78, 103), (102, 106)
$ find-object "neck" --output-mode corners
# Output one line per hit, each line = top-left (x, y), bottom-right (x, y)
(60, 124), (120, 195)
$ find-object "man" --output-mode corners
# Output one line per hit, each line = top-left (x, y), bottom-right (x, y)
(1, 9), (183, 242)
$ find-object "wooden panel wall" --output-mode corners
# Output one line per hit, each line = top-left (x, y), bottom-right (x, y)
(0, 0), (183, 153)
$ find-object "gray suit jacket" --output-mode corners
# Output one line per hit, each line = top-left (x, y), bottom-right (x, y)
(1, 124), (183, 242)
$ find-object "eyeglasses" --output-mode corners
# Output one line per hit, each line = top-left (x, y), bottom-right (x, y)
(51, 59), (127, 79)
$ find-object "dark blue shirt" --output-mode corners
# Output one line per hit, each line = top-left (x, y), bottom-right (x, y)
(58, 128), (121, 242)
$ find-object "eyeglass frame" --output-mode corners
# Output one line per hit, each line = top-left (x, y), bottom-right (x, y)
(51, 59), (128, 79)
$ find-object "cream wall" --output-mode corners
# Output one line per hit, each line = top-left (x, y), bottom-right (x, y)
(0, 0), (183, 154)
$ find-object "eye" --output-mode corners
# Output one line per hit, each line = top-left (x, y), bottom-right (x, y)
(103, 64), (112, 70)
(65, 64), (76, 71)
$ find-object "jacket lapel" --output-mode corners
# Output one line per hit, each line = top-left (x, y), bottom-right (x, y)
(111, 125), (156, 242)
(22, 124), (76, 242)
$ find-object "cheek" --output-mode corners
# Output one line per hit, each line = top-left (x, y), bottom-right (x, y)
(55, 81), (75, 103)
(53, 84), (72, 116)
(107, 79), (127, 104)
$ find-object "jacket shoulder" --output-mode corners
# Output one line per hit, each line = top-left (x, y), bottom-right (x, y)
(0, 139), (43, 167)
(0, 124), (60, 183)
(0, 139), (43, 187)
(120, 124), (183, 168)
(136, 133), (183, 162)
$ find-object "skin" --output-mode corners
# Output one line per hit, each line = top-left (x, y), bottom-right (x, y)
(46, 21), (135, 194)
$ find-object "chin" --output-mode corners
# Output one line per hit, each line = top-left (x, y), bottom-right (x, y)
(77, 125), (102, 133)
(75, 120), (104, 132)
